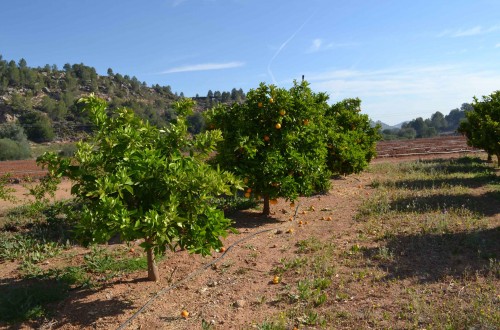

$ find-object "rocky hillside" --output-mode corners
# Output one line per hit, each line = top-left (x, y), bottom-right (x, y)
(0, 56), (245, 142)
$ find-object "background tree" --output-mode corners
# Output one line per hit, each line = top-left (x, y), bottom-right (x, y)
(0, 122), (31, 160)
(430, 111), (447, 131)
(38, 95), (241, 281)
(458, 91), (500, 166)
(324, 98), (381, 175)
(206, 81), (331, 215)
(19, 111), (55, 142)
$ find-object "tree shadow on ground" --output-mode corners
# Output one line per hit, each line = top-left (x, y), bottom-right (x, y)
(417, 156), (493, 174)
(0, 276), (134, 329)
(390, 174), (499, 190)
(363, 227), (500, 283)
(229, 209), (283, 230)
(390, 191), (500, 217)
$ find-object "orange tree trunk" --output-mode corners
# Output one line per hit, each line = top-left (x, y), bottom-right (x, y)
(146, 238), (159, 281)
(262, 195), (270, 215)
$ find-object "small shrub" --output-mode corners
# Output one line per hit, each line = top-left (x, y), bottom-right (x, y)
(0, 138), (31, 160)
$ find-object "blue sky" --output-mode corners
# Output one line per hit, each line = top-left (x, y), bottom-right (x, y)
(1, 0), (500, 125)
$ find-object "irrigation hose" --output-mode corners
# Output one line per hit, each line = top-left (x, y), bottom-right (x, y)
(116, 203), (301, 330)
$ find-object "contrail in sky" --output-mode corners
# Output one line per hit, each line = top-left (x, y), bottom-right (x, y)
(267, 12), (316, 84)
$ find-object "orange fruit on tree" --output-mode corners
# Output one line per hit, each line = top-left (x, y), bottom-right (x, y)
(244, 192), (251, 198)
(279, 109), (286, 116)
(181, 310), (189, 318)
(258, 102), (263, 108)
(275, 123), (281, 129)
(269, 98), (274, 103)
(264, 135), (270, 142)
(246, 188), (252, 193)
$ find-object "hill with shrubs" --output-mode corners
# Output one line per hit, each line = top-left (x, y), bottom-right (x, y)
(0, 55), (246, 160)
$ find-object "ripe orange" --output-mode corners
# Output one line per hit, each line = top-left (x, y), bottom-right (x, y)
(244, 192), (251, 198)
(298, 220), (303, 225)
(327, 216), (332, 221)
(272, 275), (280, 284)
(269, 98), (274, 104)
(279, 109), (286, 116)
(219, 247), (226, 252)
(287, 228), (294, 233)
(181, 310), (189, 318)
(129, 248), (135, 253)
(275, 123), (281, 129)
(246, 188), (252, 193)
(264, 135), (270, 141)
(270, 199), (278, 205)
(258, 102), (263, 108)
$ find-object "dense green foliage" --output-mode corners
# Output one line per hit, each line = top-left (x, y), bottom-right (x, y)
(18, 111), (55, 142)
(324, 98), (381, 175)
(458, 91), (500, 166)
(206, 81), (332, 214)
(38, 95), (241, 280)
(0, 122), (31, 160)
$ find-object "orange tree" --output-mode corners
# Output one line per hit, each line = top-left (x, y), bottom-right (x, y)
(324, 98), (381, 175)
(459, 91), (500, 166)
(205, 81), (331, 215)
(38, 95), (241, 281)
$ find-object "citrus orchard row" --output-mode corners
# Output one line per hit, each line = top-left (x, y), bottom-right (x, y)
(36, 80), (380, 282)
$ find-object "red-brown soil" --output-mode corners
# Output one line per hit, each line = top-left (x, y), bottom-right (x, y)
(0, 137), (496, 329)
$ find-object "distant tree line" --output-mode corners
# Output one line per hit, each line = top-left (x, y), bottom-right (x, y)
(380, 103), (472, 140)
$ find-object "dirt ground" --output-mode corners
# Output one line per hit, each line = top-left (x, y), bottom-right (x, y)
(0, 142), (495, 329)
(1, 171), (373, 329)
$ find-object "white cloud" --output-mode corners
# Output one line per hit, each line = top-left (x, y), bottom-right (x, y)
(305, 64), (500, 124)
(306, 38), (358, 53)
(495, 43), (500, 48)
(308, 39), (323, 53)
(161, 61), (245, 73)
(438, 25), (500, 38)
